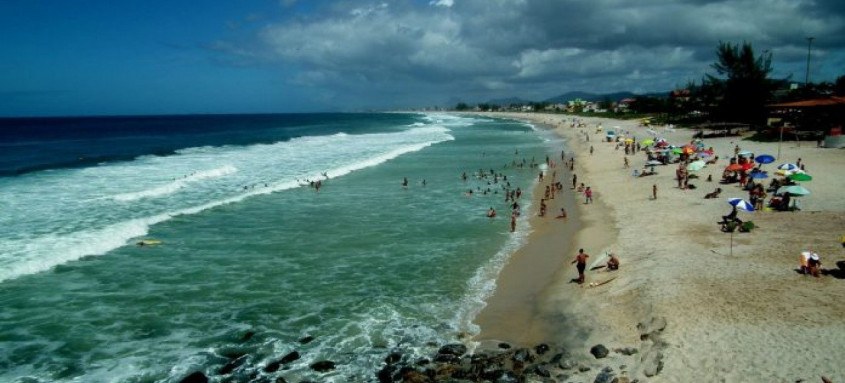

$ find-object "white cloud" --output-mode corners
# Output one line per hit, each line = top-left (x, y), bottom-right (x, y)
(214, 0), (845, 108)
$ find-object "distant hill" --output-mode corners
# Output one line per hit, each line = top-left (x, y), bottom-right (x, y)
(544, 91), (640, 103)
(483, 97), (534, 106)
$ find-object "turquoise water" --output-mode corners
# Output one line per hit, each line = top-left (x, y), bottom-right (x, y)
(0, 113), (562, 382)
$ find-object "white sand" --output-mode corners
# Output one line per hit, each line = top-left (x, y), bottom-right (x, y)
(479, 112), (845, 382)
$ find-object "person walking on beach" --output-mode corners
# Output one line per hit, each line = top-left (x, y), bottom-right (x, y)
(510, 213), (517, 233)
(652, 184), (657, 200)
(572, 249), (590, 284)
(624, 156), (629, 168)
(584, 186), (593, 204)
(572, 174), (577, 189)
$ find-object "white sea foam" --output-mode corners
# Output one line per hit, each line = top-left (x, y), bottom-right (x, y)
(0, 126), (454, 283)
(112, 165), (238, 201)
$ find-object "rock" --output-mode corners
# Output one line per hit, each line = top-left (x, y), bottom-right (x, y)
(511, 348), (533, 363)
(494, 371), (520, 383)
(376, 364), (396, 383)
(298, 335), (315, 344)
(384, 352), (402, 365)
(590, 344), (610, 359)
(578, 365), (592, 372)
(280, 351), (300, 365)
(433, 353), (460, 364)
(240, 331), (255, 342)
(611, 377), (631, 383)
(218, 355), (246, 375)
(438, 343), (468, 357)
(274, 377), (288, 383)
(558, 359), (577, 370)
(401, 369), (429, 383)
(264, 351), (300, 373)
(498, 342), (512, 349)
(310, 360), (336, 372)
(594, 368), (615, 383)
(179, 371), (208, 383)
(614, 347), (638, 356)
(526, 365), (551, 378)
(534, 343), (550, 355)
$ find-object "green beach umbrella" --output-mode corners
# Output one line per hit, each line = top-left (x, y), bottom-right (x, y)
(642, 139), (655, 146)
(671, 148), (683, 154)
(777, 185), (810, 196)
(788, 173), (812, 182)
(687, 160), (706, 172)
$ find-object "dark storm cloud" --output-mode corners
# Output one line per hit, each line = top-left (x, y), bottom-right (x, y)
(218, 0), (845, 108)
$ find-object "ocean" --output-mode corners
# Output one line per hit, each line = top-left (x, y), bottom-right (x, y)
(0, 112), (562, 382)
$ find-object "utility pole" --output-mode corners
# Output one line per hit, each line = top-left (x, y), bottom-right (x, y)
(805, 37), (814, 87)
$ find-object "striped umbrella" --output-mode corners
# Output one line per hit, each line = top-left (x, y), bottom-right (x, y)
(728, 198), (755, 212)
(777, 163), (799, 171)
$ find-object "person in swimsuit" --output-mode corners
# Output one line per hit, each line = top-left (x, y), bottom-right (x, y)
(572, 249), (590, 284)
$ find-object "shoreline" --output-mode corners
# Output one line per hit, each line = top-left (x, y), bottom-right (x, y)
(467, 112), (845, 382)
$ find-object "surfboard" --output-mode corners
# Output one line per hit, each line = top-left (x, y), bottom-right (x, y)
(137, 239), (162, 246)
(589, 277), (617, 288)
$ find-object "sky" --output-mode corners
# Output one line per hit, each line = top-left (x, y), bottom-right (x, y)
(2, 0), (844, 117)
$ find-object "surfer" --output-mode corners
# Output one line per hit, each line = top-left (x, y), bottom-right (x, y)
(402, 177), (408, 188)
(486, 207), (496, 218)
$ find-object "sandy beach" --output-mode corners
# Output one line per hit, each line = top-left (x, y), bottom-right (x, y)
(473, 112), (845, 382)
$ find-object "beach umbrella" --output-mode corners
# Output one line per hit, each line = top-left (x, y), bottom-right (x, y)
(725, 164), (743, 172)
(728, 198), (755, 212)
(646, 160), (663, 166)
(738, 150), (753, 157)
(671, 148), (683, 154)
(687, 160), (706, 171)
(749, 172), (769, 179)
(741, 162), (754, 171)
(755, 154), (775, 164)
(697, 152), (712, 158)
(778, 163), (799, 171)
(788, 173), (812, 182)
(642, 139), (655, 146)
(777, 185), (810, 196)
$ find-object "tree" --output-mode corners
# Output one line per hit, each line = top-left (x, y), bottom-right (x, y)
(835, 75), (845, 96)
(705, 41), (776, 126)
(454, 102), (470, 111)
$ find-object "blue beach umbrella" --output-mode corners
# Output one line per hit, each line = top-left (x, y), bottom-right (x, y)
(749, 172), (769, 179)
(728, 198), (755, 212)
(754, 154), (775, 164)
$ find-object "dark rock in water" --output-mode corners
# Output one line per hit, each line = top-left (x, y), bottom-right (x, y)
(578, 365), (592, 372)
(384, 352), (402, 365)
(218, 355), (247, 375)
(298, 335), (315, 344)
(594, 367), (615, 383)
(377, 364), (396, 383)
(414, 358), (430, 366)
(480, 368), (505, 381)
(511, 348), (533, 363)
(438, 343), (468, 357)
(534, 343), (550, 355)
(590, 344), (610, 359)
(310, 360), (336, 372)
(433, 353), (460, 364)
(498, 342), (512, 349)
(526, 365), (551, 378)
(611, 377), (631, 383)
(241, 331), (256, 342)
(179, 371), (208, 383)
(280, 351), (300, 365)
(265, 351), (301, 373)
(274, 377), (288, 383)
(401, 369), (429, 383)
(494, 371), (520, 383)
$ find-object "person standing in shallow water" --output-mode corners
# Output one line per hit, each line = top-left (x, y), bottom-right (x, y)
(572, 248), (590, 284)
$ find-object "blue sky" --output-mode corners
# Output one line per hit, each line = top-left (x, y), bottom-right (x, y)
(2, 0), (844, 117)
